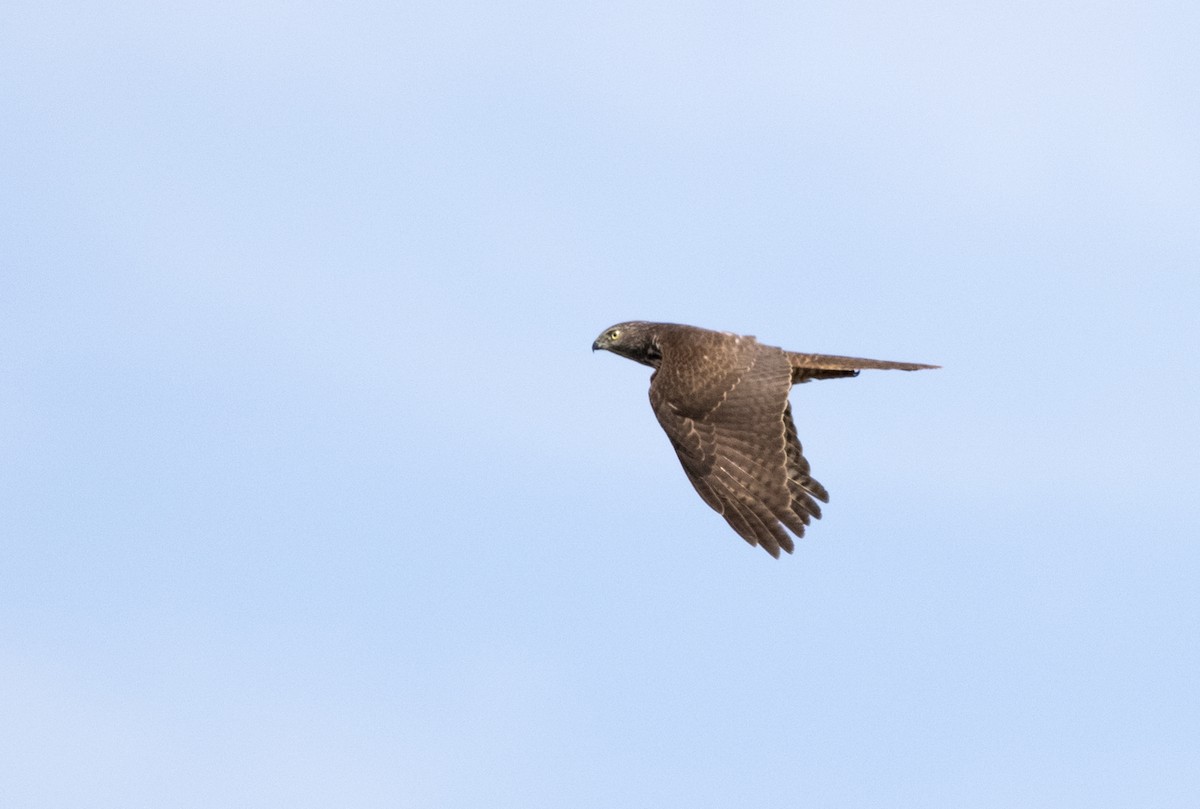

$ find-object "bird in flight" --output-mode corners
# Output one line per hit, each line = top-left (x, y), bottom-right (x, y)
(593, 321), (937, 558)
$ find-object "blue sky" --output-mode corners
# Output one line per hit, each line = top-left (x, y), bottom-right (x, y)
(3, 1), (1198, 806)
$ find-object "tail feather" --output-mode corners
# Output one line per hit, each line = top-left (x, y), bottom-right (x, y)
(787, 352), (938, 383)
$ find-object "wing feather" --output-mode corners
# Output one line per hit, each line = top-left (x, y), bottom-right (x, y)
(651, 341), (826, 557)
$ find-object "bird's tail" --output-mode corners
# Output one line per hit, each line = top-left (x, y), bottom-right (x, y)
(787, 352), (939, 383)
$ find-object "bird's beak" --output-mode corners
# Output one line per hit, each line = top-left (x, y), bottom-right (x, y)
(591, 338), (604, 352)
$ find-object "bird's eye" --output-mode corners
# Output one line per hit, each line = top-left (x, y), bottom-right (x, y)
(608, 329), (621, 340)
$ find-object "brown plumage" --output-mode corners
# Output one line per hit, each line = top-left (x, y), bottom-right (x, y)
(592, 321), (938, 558)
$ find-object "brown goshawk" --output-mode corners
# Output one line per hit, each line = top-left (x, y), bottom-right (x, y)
(593, 321), (937, 558)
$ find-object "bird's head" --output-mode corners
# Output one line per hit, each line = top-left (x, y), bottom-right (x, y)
(592, 321), (663, 367)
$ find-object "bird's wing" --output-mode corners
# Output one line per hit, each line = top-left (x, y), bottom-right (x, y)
(650, 345), (826, 557)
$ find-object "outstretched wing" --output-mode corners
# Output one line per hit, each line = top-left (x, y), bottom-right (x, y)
(649, 343), (827, 558)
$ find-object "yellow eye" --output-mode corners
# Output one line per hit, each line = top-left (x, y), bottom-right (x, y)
(608, 329), (621, 340)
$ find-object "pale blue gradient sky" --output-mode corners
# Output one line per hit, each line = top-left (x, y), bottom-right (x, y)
(2, 2), (1198, 807)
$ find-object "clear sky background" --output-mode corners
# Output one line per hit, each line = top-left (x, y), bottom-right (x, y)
(3, 2), (1198, 807)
